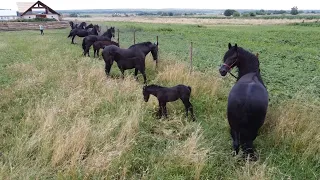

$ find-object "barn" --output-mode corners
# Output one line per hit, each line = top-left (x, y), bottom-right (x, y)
(17, 1), (61, 21)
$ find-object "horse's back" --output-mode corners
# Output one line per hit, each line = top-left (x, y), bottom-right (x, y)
(227, 73), (268, 130)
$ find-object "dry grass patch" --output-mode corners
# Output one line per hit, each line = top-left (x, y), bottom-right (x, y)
(163, 124), (209, 180)
(265, 92), (320, 158)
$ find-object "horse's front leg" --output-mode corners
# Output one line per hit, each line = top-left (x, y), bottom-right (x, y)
(71, 35), (75, 44)
(104, 62), (112, 77)
(120, 69), (125, 79)
(97, 49), (100, 58)
(138, 67), (147, 84)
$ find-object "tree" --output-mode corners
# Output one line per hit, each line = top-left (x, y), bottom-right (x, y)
(69, 13), (78, 17)
(291, 6), (299, 15)
(224, 9), (236, 16)
(233, 11), (240, 17)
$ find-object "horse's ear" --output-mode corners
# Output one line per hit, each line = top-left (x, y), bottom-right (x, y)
(234, 43), (238, 49)
(228, 43), (232, 49)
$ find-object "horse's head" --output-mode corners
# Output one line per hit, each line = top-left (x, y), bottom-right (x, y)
(86, 23), (93, 29)
(93, 24), (100, 32)
(150, 42), (159, 61)
(142, 86), (150, 102)
(219, 43), (239, 76)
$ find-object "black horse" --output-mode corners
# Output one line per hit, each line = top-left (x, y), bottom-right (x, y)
(93, 40), (119, 58)
(219, 43), (269, 160)
(101, 41), (158, 84)
(85, 23), (94, 30)
(68, 24), (100, 44)
(82, 27), (115, 56)
(143, 84), (195, 121)
(69, 21), (86, 29)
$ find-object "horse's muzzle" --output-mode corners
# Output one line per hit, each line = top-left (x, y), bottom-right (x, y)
(219, 67), (228, 76)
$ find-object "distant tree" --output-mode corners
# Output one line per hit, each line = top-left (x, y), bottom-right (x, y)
(168, 12), (173, 16)
(256, 9), (266, 15)
(69, 13), (78, 17)
(298, 10), (304, 14)
(224, 9), (236, 16)
(233, 11), (240, 17)
(291, 6), (299, 15)
(249, 12), (256, 17)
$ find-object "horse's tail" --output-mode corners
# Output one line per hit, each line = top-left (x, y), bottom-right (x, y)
(187, 86), (192, 93)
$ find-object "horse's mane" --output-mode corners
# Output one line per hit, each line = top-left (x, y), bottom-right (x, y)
(129, 42), (152, 49)
(145, 84), (164, 89)
(238, 47), (259, 63)
(102, 28), (111, 36)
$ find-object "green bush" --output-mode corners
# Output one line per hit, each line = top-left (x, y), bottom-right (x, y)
(233, 11), (240, 17)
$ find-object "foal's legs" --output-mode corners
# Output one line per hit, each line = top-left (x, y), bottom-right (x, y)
(158, 101), (167, 118)
(181, 98), (195, 121)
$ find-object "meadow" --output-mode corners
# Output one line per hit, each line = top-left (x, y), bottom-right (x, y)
(0, 21), (319, 179)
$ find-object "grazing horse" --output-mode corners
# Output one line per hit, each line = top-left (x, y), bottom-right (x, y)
(219, 43), (269, 160)
(101, 41), (158, 84)
(143, 84), (195, 121)
(93, 40), (119, 58)
(68, 24), (100, 44)
(82, 27), (115, 56)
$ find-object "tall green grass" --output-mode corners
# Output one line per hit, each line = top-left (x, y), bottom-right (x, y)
(0, 22), (319, 179)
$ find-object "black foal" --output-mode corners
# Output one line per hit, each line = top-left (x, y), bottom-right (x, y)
(143, 84), (195, 121)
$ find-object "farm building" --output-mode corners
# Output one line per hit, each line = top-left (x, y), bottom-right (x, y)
(16, 1), (61, 21)
(0, 10), (18, 21)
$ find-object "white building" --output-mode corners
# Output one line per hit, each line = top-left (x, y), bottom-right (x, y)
(17, 1), (61, 21)
(0, 10), (18, 21)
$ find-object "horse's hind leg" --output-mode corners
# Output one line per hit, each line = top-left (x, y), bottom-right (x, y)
(230, 130), (240, 156)
(181, 99), (195, 121)
(93, 49), (96, 58)
(134, 68), (139, 81)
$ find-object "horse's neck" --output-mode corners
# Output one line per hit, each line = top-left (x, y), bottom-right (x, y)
(237, 54), (260, 80)
(148, 88), (159, 97)
(136, 46), (150, 56)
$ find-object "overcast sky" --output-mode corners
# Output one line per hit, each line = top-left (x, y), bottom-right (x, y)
(2, 0), (319, 10)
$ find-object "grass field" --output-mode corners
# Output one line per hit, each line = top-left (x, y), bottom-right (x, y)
(0, 21), (319, 179)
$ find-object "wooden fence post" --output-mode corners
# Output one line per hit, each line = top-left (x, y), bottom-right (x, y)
(190, 42), (193, 74)
(156, 36), (159, 68)
(117, 29), (120, 46)
(133, 29), (136, 44)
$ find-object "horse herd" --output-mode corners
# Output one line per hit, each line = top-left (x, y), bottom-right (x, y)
(67, 21), (269, 161)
